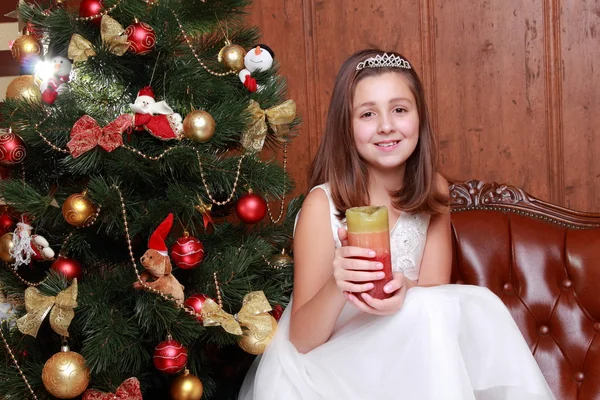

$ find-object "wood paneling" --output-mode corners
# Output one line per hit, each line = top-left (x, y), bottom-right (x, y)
(561, 0), (600, 211)
(246, 0), (600, 212)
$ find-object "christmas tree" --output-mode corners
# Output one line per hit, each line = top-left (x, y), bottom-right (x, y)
(0, 0), (299, 398)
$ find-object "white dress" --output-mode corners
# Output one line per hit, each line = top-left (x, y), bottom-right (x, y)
(239, 183), (555, 400)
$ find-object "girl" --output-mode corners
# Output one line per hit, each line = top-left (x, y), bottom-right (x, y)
(239, 49), (555, 400)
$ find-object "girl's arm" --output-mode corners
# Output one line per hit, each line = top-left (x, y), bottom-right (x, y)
(289, 188), (380, 353)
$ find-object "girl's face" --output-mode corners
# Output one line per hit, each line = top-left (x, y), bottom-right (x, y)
(352, 72), (420, 175)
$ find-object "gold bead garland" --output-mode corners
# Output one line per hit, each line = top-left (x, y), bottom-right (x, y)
(265, 140), (288, 224)
(170, 10), (237, 77)
(75, 0), (123, 22)
(0, 326), (39, 399)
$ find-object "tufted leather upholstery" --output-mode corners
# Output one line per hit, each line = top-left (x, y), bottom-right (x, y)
(449, 181), (600, 400)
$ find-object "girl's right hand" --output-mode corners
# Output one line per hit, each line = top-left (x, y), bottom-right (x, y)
(332, 227), (386, 294)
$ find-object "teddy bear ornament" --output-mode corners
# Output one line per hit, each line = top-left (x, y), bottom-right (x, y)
(133, 213), (185, 303)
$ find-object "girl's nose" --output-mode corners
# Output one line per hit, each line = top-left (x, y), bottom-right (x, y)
(378, 115), (394, 134)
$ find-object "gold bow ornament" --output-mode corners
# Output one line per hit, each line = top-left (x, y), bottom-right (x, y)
(68, 15), (130, 62)
(201, 291), (274, 336)
(16, 279), (78, 338)
(241, 99), (296, 153)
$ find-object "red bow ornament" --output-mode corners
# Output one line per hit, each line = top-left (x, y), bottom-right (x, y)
(67, 115), (132, 158)
(82, 377), (143, 400)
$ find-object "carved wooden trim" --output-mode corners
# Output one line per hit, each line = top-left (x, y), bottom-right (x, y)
(449, 180), (600, 229)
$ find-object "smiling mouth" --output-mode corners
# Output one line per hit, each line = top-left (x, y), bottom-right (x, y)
(376, 141), (399, 147)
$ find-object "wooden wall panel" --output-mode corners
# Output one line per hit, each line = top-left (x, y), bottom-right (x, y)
(561, 0), (600, 211)
(435, 1), (550, 201)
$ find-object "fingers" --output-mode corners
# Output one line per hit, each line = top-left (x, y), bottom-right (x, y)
(383, 273), (404, 293)
(344, 292), (388, 315)
(338, 227), (348, 246)
(360, 292), (404, 314)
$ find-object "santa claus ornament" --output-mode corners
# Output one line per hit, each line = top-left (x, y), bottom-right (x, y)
(238, 44), (274, 93)
(10, 222), (55, 268)
(37, 54), (73, 105)
(129, 86), (183, 140)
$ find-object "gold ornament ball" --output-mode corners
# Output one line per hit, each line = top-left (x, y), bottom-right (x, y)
(270, 249), (293, 269)
(62, 192), (97, 227)
(238, 315), (278, 355)
(11, 34), (42, 64)
(6, 75), (41, 102)
(0, 233), (15, 263)
(170, 370), (204, 400)
(218, 44), (246, 72)
(183, 110), (216, 143)
(42, 346), (90, 399)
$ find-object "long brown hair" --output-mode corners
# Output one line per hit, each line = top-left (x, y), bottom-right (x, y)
(308, 49), (448, 219)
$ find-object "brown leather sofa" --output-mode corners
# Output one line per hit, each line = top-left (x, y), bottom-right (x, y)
(449, 180), (600, 400)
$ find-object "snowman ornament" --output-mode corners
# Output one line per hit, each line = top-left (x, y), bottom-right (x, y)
(238, 44), (274, 93)
(39, 55), (72, 105)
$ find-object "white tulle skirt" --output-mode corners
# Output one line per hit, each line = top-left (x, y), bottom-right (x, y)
(238, 284), (555, 400)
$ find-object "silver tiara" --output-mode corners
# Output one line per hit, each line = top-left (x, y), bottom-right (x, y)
(355, 53), (412, 71)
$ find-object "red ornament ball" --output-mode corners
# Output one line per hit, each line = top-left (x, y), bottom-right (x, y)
(153, 338), (188, 374)
(184, 294), (211, 322)
(272, 304), (284, 321)
(51, 257), (83, 281)
(78, 0), (103, 20)
(235, 192), (267, 224)
(125, 21), (156, 55)
(170, 233), (205, 269)
(0, 132), (26, 166)
(0, 211), (15, 235)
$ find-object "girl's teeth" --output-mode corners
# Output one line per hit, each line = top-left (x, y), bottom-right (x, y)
(377, 141), (398, 147)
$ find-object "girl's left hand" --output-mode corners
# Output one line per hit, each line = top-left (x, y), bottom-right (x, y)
(344, 272), (415, 315)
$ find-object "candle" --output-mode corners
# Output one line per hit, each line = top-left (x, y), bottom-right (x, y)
(346, 206), (393, 300)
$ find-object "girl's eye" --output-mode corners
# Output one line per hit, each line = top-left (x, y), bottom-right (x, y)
(361, 111), (374, 118)
(394, 107), (407, 113)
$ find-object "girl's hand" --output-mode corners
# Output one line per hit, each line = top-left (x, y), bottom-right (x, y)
(344, 272), (414, 315)
(332, 227), (386, 294)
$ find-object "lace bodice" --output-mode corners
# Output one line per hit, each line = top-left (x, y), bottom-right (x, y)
(310, 183), (430, 281)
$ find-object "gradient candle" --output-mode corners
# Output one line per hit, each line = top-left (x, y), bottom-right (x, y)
(346, 206), (393, 300)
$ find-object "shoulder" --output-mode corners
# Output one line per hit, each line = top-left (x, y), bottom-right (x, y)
(299, 186), (331, 223)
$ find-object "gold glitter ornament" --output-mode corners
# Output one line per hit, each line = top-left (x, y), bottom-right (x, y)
(6, 75), (41, 102)
(182, 110), (216, 143)
(42, 345), (90, 399)
(218, 43), (246, 72)
(62, 191), (97, 227)
(170, 369), (204, 400)
(0, 232), (15, 263)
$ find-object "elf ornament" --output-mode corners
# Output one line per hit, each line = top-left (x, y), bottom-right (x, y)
(170, 232), (205, 269)
(153, 335), (188, 374)
(10, 222), (55, 268)
(38, 54), (72, 105)
(130, 86), (183, 140)
(238, 44), (274, 93)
